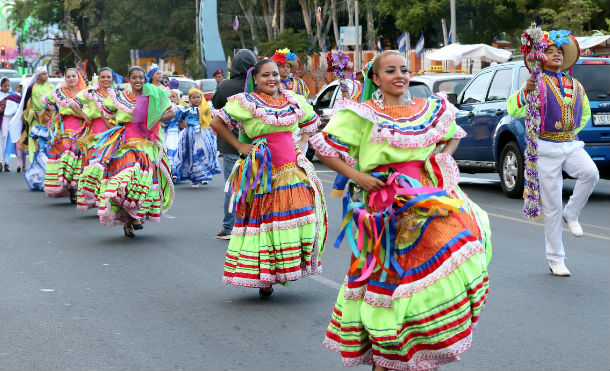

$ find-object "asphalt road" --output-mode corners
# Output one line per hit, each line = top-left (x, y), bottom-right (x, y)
(0, 159), (608, 371)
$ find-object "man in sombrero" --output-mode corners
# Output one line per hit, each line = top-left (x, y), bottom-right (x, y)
(508, 30), (599, 277)
(270, 48), (310, 98)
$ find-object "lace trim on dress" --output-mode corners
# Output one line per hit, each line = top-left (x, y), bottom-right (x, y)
(225, 89), (306, 127)
(333, 93), (459, 149)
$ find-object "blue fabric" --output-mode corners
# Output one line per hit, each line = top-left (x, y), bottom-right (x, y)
(171, 106), (221, 183)
(24, 125), (50, 191)
(162, 116), (181, 162)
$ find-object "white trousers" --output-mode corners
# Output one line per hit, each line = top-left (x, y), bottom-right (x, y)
(0, 117), (9, 164)
(537, 140), (599, 264)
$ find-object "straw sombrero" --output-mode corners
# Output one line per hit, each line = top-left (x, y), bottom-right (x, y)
(525, 29), (580, 72)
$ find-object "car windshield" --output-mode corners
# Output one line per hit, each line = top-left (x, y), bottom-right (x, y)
(178, 80), (198, 95)
(433, 79), (469, 95)
(0, 70), (20, 78)
(199, 80), (217, 92)
(572, 63), (610, 101)
(408, 82), (432, 98)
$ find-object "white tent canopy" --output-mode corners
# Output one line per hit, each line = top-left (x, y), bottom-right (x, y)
(575, 35), (610, 50)
(425, 43), (512, 64)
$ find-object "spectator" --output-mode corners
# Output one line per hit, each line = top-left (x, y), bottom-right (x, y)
(211, 49), (256, 240)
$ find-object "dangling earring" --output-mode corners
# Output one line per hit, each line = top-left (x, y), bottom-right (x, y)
(404, 89), (414, 105)
(373, 89), (384, 109)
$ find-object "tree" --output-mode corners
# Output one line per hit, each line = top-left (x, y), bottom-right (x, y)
(538, 0), (601, 35)
(257, 28), (319, 57)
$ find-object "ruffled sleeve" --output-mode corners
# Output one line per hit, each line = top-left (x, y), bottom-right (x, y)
(295, 94), (319, 133)
(41, 89), (56, 109)
(441, 121), (466, 141)
(175, 105), (186, 122)
(215, 94), (253, 132)
(309, 109), (365, 167)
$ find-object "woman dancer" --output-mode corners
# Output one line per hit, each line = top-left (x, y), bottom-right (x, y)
(310, 51), (492, 371)
(0, 78), (19, 171)
(147, 64), (169, 91)
(172, 88), (221, 187)
(95, 66), (175, 238)
(42, 68), (89, 202)
(75, 67), (118, 210)
(210, 59), (327, 299)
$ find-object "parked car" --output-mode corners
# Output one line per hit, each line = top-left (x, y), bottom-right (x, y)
(170, 77), (198, 101)
(409, 73), (472, 98)
(196, 78), (217, 105)
(0, 69), (24, 89)
(452, 57), (610, 198)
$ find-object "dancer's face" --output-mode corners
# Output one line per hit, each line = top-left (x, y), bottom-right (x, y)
(254, 62), (280, 96)
(373, 54), (410, 99)
(37, 71), (48, 83)
(99, 70), (113, 89)
(65, 70), (79, 88)
(151, 70), (163, 84)
(169, 91), (179, 103)
(129, 70), (145, 92)
(543, 45), (563, 72)
(189, 92), (202, 106)
(1, 80), (10, 92)
(278, 62), (291, 80)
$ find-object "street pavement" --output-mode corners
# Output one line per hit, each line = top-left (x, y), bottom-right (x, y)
(0, 158), (608, 371)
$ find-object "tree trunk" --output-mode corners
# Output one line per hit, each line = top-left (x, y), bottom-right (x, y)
(279, 0), (286, 33)
(299, 0), (313, 38)
(261, 0), (274, 40)
(366, 0), (374, 50)
(331, 0), (339, 48)
(346, 0), (353, 26)
(237, 0), (258, 45)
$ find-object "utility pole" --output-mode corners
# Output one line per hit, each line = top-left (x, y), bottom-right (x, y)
(195, 0), (200, 63)
(450, 0), (457, 44)
(354, 0), (360, 71)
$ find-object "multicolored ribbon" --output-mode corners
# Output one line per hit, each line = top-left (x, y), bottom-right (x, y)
(226, 137), (273, 212)
(334, 170), (463, 283)
(90, 123), (124, 164)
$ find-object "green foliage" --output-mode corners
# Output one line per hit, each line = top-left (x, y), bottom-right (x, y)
(538, 0), (601, 35)
(257, 28), (319, 58)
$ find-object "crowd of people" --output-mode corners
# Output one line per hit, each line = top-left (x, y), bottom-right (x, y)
(2, 31), (592, 370)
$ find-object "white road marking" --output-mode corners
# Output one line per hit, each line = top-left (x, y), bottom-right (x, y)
(163, 214), (176, 219)
(40, 289), (55, 292)
(309, 275), (342, 290)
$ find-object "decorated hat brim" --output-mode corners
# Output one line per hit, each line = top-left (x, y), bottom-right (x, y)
(524, 34), (580, 72)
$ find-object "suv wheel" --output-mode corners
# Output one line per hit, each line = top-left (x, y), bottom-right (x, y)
(499, 141), (524, 198)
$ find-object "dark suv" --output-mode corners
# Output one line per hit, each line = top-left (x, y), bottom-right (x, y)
(452, 58), (610, 198)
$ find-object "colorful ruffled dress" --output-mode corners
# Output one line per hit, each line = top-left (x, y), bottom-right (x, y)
(96, 86), (174, 226)
(281, 76), (309, 98)
(310, 96), (492, 371)
(215, 90), (327, 287)
(74, 87), (118, 210)
(171, 103), (221, 183)
(41, 87), (86, 197)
